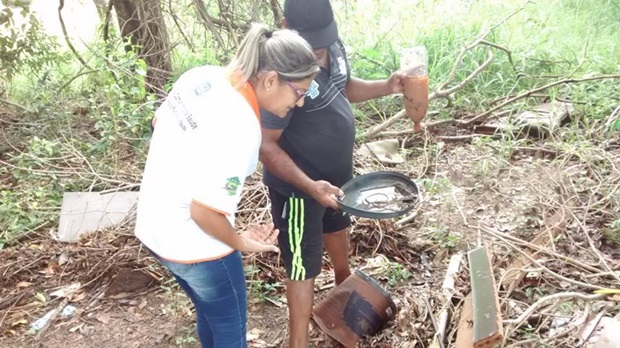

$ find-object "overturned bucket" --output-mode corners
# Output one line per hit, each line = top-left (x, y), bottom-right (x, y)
(312, 270), (397, 347)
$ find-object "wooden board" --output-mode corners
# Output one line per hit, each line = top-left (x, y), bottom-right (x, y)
(468, 247), (503, 348)
(454, 293), (474, 348)
(501, 209), (566, 295)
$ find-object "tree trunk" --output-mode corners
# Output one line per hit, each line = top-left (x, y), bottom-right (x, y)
(111, 0), (171, 99)
(269, 0), (282, 27)
(92, 0), (109, 19)
(111, 0), (141, 48)
(137, 0), (171, 99)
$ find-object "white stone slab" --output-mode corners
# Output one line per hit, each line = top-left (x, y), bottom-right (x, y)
(57, 191), (138, 242)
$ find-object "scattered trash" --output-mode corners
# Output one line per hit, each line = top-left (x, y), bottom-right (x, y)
(50, 282), (81, 298)
(58, 251), (70, 265)
(313, 270), (396, 347)
(475, 102), (573, 139)
(591, 316), (620, 348)
(357, 139), (405, 164)
(246, 327), (263, 341)
(61, 305), (77, 318)
(29, 309), (56, 333)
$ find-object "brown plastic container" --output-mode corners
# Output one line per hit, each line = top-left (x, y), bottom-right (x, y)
(403, 75), (429, 125)
(312, 270), (397, 347)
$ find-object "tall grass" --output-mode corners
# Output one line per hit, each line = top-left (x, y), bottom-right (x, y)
(337, 0), (620, 118)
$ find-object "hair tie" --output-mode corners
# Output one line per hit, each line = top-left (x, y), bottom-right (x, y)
(265, 30), (273, 38)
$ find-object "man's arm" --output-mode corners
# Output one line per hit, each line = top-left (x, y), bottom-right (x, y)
(345, 74), (406, 104)
(260, 128), (342, 209)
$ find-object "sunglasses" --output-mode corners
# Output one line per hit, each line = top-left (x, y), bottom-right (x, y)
(285, 81), (308, 103)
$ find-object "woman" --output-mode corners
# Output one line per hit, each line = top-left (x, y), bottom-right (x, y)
(134, 24), (319, 348)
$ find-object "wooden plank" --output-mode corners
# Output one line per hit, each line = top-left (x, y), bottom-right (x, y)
(430, 252), (464, 348)
(468, 247), (503, 348)
(501, 208), (566, 295)
(454, 293), (474, 348)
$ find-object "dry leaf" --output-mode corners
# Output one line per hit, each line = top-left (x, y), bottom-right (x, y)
(96, 312), (111, 324)
(58, 251), (69, 265)
(50, 283), (81, 298)
(72, 291), (86, 303)
(34, 292), (47, 303)
(246, 327), (263, 341)
(69, 323), (83, 333)
(16, 281), (34, 288)
(11, 319), (28, 327)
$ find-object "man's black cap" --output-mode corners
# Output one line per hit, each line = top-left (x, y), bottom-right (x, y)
(284, 0), (339, 49)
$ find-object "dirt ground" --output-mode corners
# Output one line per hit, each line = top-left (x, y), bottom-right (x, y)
(1, 138), (619, 348)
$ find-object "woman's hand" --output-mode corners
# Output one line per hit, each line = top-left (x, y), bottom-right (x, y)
(238, 223), (280, 253)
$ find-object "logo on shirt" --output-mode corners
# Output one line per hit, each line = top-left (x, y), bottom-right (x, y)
(307, 80), (320, 99)
(194, 82), (211, 96)
(224, 177), (241, 196)
(337, 57), (347, 76)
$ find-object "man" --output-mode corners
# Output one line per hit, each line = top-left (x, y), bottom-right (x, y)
(260, 0), (406, 346)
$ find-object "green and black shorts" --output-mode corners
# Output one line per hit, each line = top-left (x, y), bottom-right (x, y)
(269, 188), (351, 281)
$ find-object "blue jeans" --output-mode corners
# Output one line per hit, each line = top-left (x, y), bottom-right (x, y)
(152, 251), (247, 348)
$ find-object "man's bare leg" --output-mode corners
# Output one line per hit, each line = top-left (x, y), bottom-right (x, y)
(286, 278), (315, 348)
(323, 228), (352, 285)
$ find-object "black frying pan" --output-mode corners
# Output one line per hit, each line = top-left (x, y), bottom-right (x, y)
(337, 171), (419, 219)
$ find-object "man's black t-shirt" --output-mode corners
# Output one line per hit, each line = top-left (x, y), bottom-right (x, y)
(261, 40), (356, 198)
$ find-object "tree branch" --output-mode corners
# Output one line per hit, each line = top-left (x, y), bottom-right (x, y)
(504, 292), (607, 329)
(167, 0), (194, 52)
(193, 0), (227, 49)
(0, 98), (31, 113)
(461, 74), (620, 125)
(102, 0), (114, 43)
(58, 0), (90, 68)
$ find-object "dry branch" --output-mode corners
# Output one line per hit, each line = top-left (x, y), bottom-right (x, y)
(500, 207), (569, 295)
(461, 74), (620, 125)
(503, 292), (607, 335)
(479, 225), (606, 291)
(58, 0), (89, 68)
(0, 98), (31, 112)
(194, 0), (231, 49)
(490, 229), (601, 274)
(167, 0), (194, 52)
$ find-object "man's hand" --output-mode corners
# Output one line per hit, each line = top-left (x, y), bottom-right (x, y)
(310, 180), (343, 210)
(386, 71), (408, 94)
(238, 224), (279, 253)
